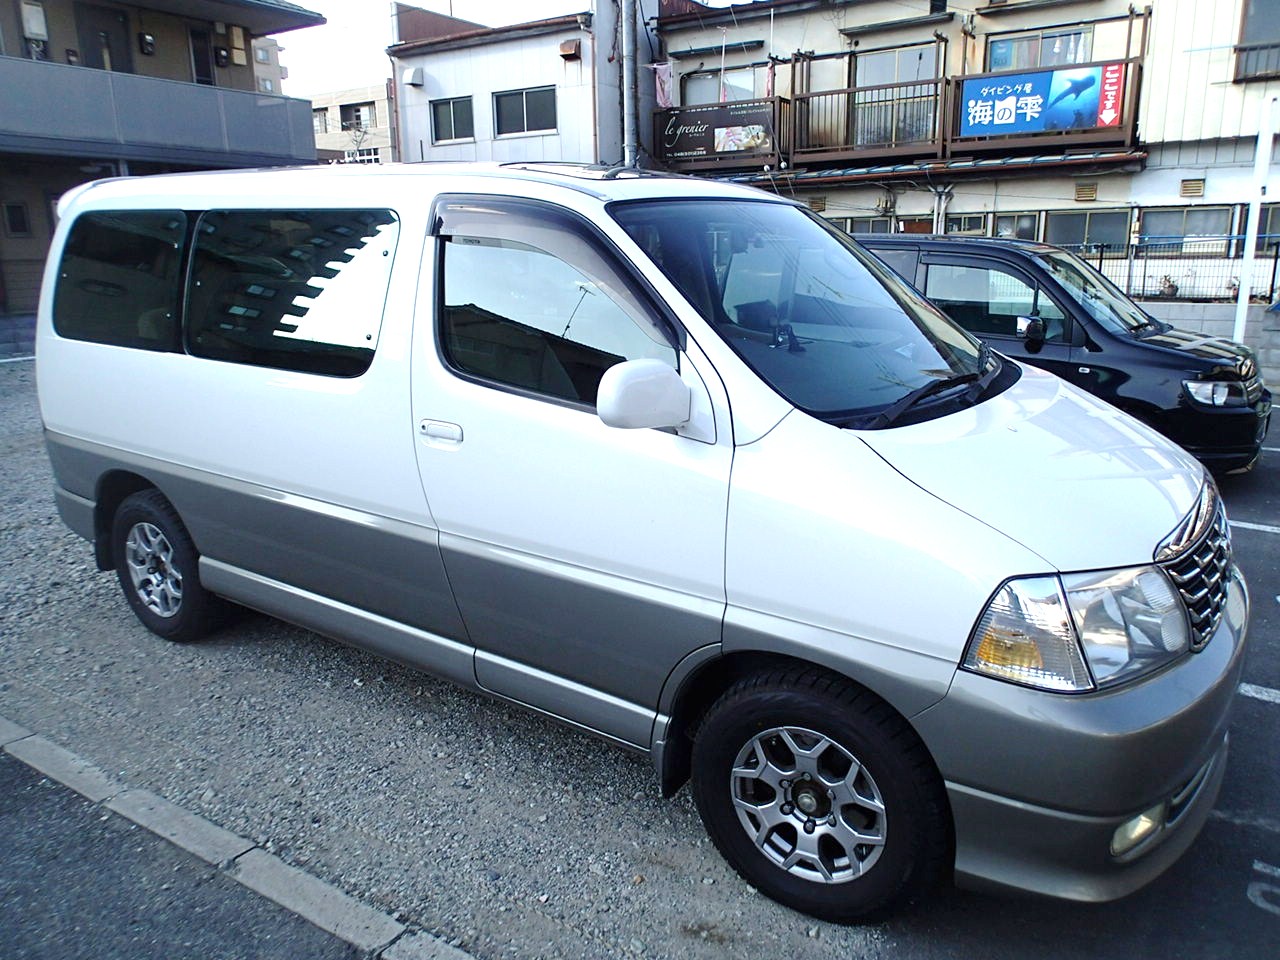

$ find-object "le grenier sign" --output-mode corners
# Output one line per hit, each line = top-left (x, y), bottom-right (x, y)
(959, 62), (1125, 138)
(662, 100), (777, 160)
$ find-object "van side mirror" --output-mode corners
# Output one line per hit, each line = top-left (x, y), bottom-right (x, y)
(1017, 315), (1045, 344)
(597, 359), (691, 430)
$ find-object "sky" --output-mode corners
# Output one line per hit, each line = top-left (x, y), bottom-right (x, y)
(276, 1), (734, 98)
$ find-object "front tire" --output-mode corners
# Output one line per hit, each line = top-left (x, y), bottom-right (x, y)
(111, 489), (221, 642)
(691, 667), (950, 922)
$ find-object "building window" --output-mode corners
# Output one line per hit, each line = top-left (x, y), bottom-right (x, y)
(1138, 206), (1233, 256)
(1237, 0), (1280, 80)
(259, 77), (274, 94)
(494, 86), (556, 135)
(994, 213), (1039, 241)
(945, 214), (986, 236)
(850, 42), (941, 147)
(3, 202), (32, 237)
(340, 101), (377, 131)
(313, 109), (329, 134)
(1255, 203), (1280, 251)
(254, 46), (270, 64)
(682, 66), (762, 105)
(187, 209), (399, 377)
(431, 96), (474, 142)
(1044, 209), (1130, 255)
(342, 148), (380, 164)
(844, 217), (894, 235)
(988, 26), (1093, 71)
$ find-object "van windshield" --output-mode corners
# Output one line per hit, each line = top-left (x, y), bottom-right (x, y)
(1035, 249), (1157, 335)
(610, 200), (992, 425)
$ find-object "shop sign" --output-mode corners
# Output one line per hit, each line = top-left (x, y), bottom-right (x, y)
(661, 100), (775, 160)
(958, 62), (1126, 138)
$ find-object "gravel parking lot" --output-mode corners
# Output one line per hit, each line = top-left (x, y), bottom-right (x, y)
(2, 358), (1277, 958)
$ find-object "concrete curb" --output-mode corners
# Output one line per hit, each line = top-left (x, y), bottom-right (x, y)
(0, 710), (477, 960)
(230, 848), (406, 952)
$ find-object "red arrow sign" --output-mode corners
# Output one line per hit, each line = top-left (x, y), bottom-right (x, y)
(1098, 62), (1125, 127)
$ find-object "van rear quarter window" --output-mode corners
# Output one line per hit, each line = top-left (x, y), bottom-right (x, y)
(187, 209), (398, 377)
(54, 211), (187, 351)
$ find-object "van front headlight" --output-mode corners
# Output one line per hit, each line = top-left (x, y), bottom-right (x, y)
(1183, 379), (1249, 407)
(964, 568), (1190, 693)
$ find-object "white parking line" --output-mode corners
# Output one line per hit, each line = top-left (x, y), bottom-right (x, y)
(1230, 520), (1280, 535)
(1263, 447), (1280, 453)
(1240, 683), (1280, 705)
(0, 355), (34, 364)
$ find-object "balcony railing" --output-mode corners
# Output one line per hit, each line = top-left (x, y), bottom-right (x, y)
(793, 79), (943, 163)
(0, 55), (316, 167)
(653, 97), (791, 171)
(653, 57), (1141, 172)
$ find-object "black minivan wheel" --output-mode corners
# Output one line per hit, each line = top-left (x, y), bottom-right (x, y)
(691, 667), (951, 923)
(111, 489), (221, 642)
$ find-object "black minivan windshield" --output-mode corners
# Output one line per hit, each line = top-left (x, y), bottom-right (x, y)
(1036, 249), (1159, 336)
(611, 200), (996, 426)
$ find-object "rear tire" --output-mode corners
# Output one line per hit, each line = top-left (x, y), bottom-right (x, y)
(691, 667), (950, 922)
(111, 489), (221, 642)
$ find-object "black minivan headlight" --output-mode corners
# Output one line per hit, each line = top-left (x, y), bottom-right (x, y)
(1183, 379), (1249, 407)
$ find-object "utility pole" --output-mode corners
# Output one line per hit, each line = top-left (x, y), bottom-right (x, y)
(1234, 94), (1277, 344)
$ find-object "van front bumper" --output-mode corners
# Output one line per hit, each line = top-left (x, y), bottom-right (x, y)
(1172, 393), (1270, 473)
(913, 572), (1248, 901)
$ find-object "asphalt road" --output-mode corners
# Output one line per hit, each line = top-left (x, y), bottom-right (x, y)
(1, 358), (1277, 958)
(0, 753), (359, 960)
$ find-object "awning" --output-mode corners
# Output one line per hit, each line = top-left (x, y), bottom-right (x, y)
(719, 150), (1147, 187)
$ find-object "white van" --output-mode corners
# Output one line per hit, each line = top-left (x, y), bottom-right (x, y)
(37, 163), (1249, 922)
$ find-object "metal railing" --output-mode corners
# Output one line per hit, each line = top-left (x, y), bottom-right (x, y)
(1065, 235), (1280, 301)
(0, 54), (316, 167)
(793, 79), (942, 159)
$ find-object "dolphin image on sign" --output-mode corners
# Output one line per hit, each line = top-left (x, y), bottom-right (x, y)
(1048, 73), (1097, 108)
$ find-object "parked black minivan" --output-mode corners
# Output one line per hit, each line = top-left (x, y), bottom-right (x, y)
(859, 235), (1272, 473)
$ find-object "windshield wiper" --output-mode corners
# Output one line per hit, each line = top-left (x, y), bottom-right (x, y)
(859, 343), (998, 430)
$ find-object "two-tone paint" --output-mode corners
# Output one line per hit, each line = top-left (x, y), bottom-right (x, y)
(37, 164), (1249, 903)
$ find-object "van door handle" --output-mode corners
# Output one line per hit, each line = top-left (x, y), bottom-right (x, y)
(420, 419), (463, 444)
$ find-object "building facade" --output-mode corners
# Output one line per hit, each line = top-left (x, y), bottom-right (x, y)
(251, 35), (288, 94)
(653, 0), (1280, 303)
(388, 2), (655, 167)
(0, 0), (323, 315)
(311, 82), (399, 165)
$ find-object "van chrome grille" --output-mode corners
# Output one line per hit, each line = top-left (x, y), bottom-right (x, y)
(1157, 485), (1232, 652)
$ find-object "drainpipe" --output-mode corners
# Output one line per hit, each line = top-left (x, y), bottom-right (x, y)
(622, 0), (638, 167)
(932, 185), (953, 233)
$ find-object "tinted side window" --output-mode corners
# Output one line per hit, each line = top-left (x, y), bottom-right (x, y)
(924, 262), (1067, 341)
(54, 211), (186, 350)
(865, 246), (919, 285)
(439, 204), (675, 407)
(188, 209), (398, 377)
